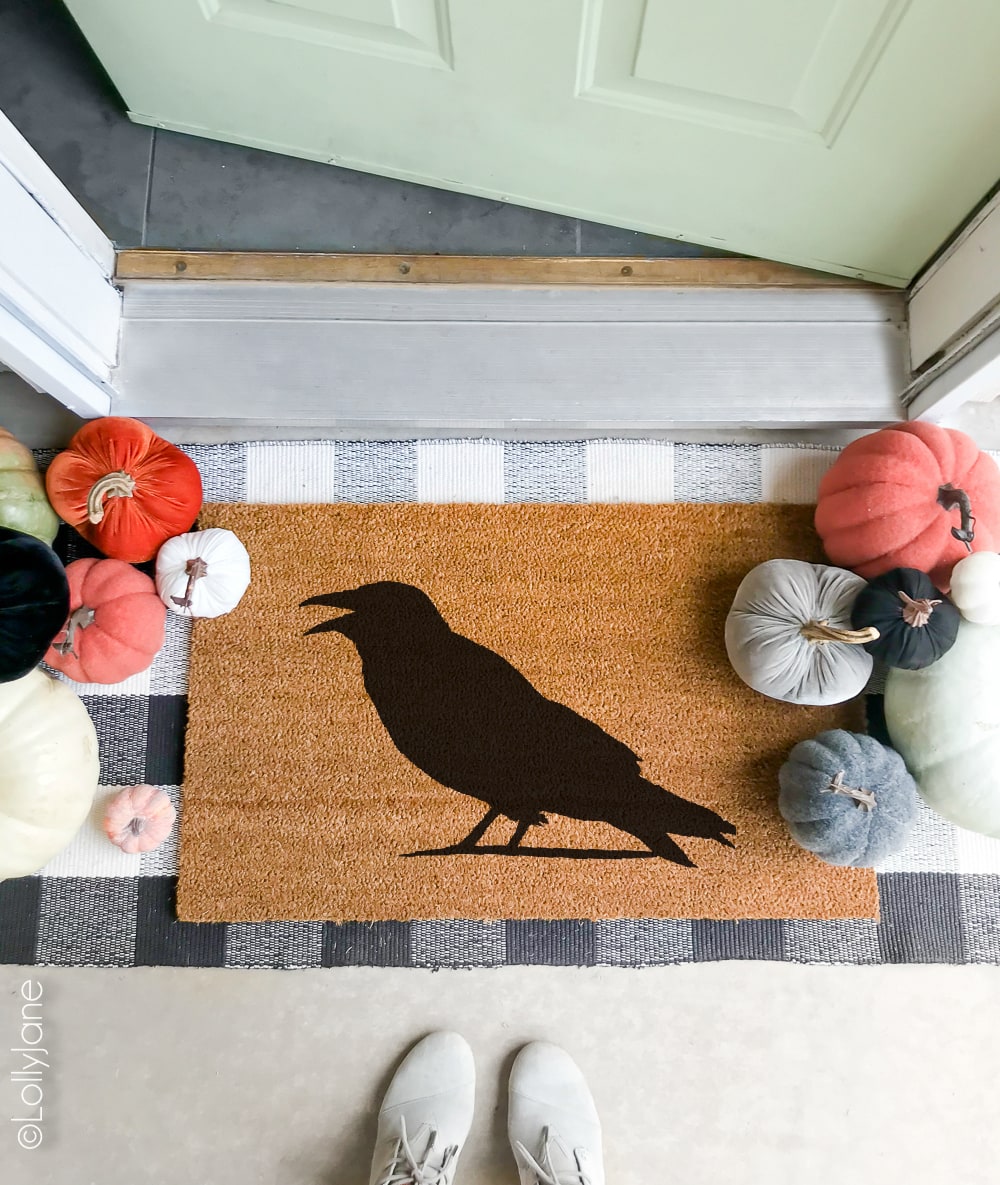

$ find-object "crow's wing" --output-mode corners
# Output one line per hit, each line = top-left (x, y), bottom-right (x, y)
(359, 628), (642, 800)
(358, 631), (548, 779)
(530, 695), (642, 773)
(439, 633), (641, 773)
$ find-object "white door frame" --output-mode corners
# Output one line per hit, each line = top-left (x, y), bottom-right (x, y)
(904, 190), (1000, 421)
(0, 110), (119, 417)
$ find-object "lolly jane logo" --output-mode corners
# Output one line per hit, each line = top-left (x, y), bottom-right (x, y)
(10, 979), (47, 1150)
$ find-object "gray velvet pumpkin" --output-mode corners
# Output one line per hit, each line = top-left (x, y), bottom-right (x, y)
(725, 559), (876, 705)
(778, 730), (917, 867)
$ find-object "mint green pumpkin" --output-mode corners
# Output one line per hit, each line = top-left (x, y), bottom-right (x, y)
(0, 427), (59, 545)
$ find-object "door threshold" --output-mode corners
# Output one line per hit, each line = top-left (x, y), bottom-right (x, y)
(113, 256), (906, 430)
(140, 420), (874, 446)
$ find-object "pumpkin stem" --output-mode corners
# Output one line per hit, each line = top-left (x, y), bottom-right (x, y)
(824, 769), (876, 812)
(799, 619), (880, 645)
(52, 605), (96, 658)
(129, 817), (147, 836)
(898, 590), (941, 628)
(170, 556), (209, 610)
(86, 470), (137, 525)
(938, 483), (976, 551)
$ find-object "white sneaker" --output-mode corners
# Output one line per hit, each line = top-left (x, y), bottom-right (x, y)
(370, 1031), (476, 1185)
(508, 1042), (605, 1185)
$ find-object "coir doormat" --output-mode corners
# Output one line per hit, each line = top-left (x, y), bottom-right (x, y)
(179, 501), (874, 922)
(180, 504), (876, 919)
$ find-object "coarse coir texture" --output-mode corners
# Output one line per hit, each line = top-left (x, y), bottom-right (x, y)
(179, 503), (875, 922)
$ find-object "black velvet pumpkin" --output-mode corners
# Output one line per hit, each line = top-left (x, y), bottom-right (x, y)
(0, 526), (70, 683)
(851, 567), (959, 670)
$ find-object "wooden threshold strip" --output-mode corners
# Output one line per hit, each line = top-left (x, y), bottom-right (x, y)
(115, 250), (869, 288)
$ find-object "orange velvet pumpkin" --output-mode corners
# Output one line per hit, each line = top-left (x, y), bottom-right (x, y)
(45, 558), (166, 684)
(815, 423), (1000, 591)
(45, 418), (203, 563)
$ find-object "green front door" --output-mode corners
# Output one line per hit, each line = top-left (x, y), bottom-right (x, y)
(63, 0), (1000, 283)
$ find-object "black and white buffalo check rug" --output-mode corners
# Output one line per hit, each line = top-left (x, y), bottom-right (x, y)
(3, 439), (1000, 969)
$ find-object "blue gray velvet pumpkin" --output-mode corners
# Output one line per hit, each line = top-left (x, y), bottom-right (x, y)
(0, 526), (70, 683)
(778, 730), (917, 867)
(850, 567), (959, 670)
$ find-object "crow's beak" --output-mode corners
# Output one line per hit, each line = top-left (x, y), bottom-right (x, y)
(300, 589), (361, 610)
(301, 589), (360, 636)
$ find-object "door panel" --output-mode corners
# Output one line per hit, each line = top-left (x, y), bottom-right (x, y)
(63, 0), (1000, 283)
(200, 0), (453, 67)
(582, 0), (906, 146)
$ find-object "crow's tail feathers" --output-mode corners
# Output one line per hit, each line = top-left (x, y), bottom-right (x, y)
(616, 779), (737, 866)
(638, 832), (697, 868)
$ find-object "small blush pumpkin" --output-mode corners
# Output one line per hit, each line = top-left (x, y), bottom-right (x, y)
(45, 558), (166, 684)
(0, 526), (70, 683)
(45, 417), (203, 563)
(104, 785), (176, 854)
(815, 423), (1000, 590)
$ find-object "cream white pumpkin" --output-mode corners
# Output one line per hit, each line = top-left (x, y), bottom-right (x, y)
(155, 528), (251, 618)
(0, 669), (100, 879)
(949, 551), (1000, 625)
(885, 620), (1000, 835)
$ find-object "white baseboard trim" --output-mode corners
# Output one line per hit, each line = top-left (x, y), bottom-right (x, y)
(114, 280), (907, 429)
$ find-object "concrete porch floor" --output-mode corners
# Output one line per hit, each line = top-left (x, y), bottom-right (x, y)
(2, 963), (998, 1185)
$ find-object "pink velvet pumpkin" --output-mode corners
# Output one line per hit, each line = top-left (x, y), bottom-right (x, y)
(45, 558), (166, 684)
(104, 785), (176, 854)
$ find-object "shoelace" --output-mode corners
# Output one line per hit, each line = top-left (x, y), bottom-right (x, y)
(377, 1116), (458, 1185)
(513, 1126), (592, 1185)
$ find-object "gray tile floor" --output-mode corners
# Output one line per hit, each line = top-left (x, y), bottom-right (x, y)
(0, 0), (726, 256)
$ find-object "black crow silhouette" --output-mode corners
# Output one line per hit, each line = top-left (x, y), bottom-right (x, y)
(301, 582), (735, 866)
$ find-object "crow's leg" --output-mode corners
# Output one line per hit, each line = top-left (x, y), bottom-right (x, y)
(505, 819), (533, 850)
(452, 807), (501, 851)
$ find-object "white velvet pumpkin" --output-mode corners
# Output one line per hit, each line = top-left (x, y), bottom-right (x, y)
(155, 528), (251, 618)
(885, 619), (1000, 836)
(725, 558), (875, 705)
(0, 669), (100, 879)
(949, 551), (1000, 625)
